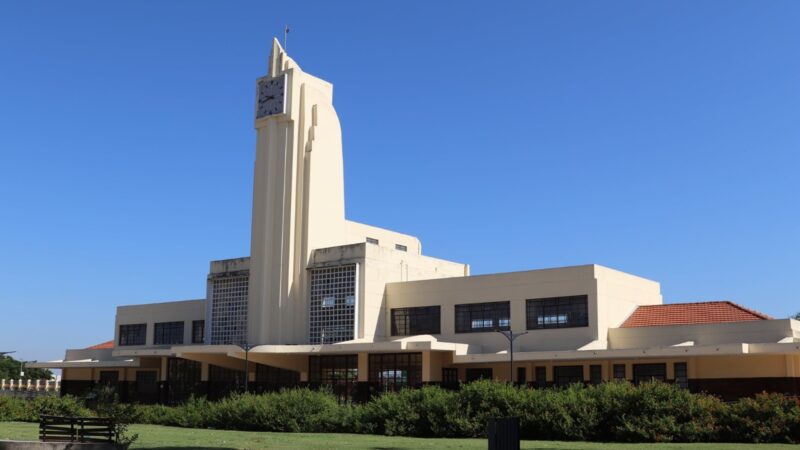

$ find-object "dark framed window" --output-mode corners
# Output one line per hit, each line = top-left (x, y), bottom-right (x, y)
(395, 244), (407, 251)
(535, 366), (547, 388)
(526, 295), (589, 329)
(442, 368), (459, 384)
(455, 301), (510, 333)
(167, 358), (202, 403)
(255, 363), (300, 386)
(208, 364), (245, 400)
(633, 363), (666, 384)
(590, 365), (602, 385)
(368, 353), (422, 391)
(192, 320), (205, 344)
(391, 306), (441, 336)
(613, 364), (626, 380)
(135, 371), (158, 394)
(553, 365), (584, 387)
(517, 367), (527, 383)
(119, 324), (146, 346)
(309, 355), (359, 402)
(674, 362), (688, 389)
(154, 321), (184, 345)
(99, 371), (119, 385)
(366, 237), (379, 245)
(465, 368), (493, 382)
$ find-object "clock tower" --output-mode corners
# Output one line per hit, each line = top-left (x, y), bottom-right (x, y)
(248, 38), (346, 345)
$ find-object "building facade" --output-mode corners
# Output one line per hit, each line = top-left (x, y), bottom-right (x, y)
(32, 40), (800, 403)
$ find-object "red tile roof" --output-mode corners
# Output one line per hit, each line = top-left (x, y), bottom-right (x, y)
(620, 301), (772, 328)
(86, 340), (114, 350)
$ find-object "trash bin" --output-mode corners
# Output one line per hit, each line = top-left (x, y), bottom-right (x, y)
(487, 416), (520, 450)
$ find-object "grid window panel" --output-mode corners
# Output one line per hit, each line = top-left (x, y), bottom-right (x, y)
(309, 265), (356, 344)
(535, 366), (547, 388)
(613, 364), (627, 380)
(308, 355), (359, 402)
(553, 365), (584, 386)
(454, 301), (510, 333)
(368, 353), (422, 391)
(590, 365), (602, 385)
(209, 275), (249, 345)
(192, 320), (205, 344)
(119, 324), (146, 346)
(154, 321), (184, 345)
(633, 363), (667, 384)
(391, 306), (441, 336)
(526, 295), (589, 330)
(674, 362), (688, 389)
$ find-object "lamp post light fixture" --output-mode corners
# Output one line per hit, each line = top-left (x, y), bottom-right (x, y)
(242, 343), (252, 393)
(495, 329), (528, 383)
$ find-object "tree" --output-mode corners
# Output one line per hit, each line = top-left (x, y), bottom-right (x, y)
(794, 312), (800, 320)
(0, 355), (53, 380)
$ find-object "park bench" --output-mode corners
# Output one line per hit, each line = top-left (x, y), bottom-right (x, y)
(39, 415), (115, 444)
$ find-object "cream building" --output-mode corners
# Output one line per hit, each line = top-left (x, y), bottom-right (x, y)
(32, 40), (800, 404)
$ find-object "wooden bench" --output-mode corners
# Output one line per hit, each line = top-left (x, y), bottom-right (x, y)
(39, 415), (115, 443)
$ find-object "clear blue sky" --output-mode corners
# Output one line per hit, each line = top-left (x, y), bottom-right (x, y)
(1, 2), (798, 363)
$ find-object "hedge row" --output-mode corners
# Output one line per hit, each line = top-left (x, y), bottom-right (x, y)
(1, 381), (798, 443)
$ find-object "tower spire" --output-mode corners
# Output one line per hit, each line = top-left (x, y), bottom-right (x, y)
(268, 37), (285, 77)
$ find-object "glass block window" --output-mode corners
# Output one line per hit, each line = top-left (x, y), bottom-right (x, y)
(309, 264), (357, 344)
(455, 301), (510, 333)
(613, 364), (627, 380)
(369, 353), (422, 391)
(590, 365), (602, 385)
(192, 320), (205, 344)
(154, 321), (184, 345)
(210, 274), (249, 345)
(526, 295), (589, 329)
(391, 306), (441, 336)
(633, 363), (667, 384)
(553, 365), (584, 386)
(119, 324), (146, 346)
(674, 362), (688, 389)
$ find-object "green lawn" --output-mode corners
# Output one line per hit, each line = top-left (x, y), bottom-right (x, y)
(0, 421), (795, 449)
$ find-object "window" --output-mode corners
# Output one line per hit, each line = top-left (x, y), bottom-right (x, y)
(135, 371), (158, 394)
(154, 321), (184, 345)
(395, 244), (407, 252)
(309, 265), (357, 344)
(633, 363), (666, 384)
(255, 363), (300, 386)
(309, 355), (359, 402)
(674, 362), (688, 389)
(99, 371), (118, 385)
(209, 273), (248, 345)
(167, 358), (202, 403)
(442, 368), (459, 384)
(590, 365), (602, 385)
(527, 295), (589, 329)
(553, 365), (584, 387)
(613, 364), (626, 380)
(535, 366), (547, 388)
(119, 324), (146, 346)
(366, 237), (379, 245)
(465, 368), (493, 382)
(192, 320), (205, 344)
(391, 306), (441, 336)
(517, 367), (527, 383)
(455, 301), (510, 333)
(208, 364), (245, 400)
(369, 353), (422, 391)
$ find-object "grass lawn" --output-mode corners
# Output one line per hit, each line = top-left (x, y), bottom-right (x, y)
(0, 421), (796, 449)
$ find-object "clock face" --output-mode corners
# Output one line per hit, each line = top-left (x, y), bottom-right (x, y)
(256, 75), (286, 119)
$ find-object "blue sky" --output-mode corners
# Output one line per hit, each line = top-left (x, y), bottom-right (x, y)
(1, 2), (798, 363)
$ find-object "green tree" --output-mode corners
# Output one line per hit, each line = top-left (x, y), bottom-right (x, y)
(0, 355), (53, 380)
(794, 312), (800, 320)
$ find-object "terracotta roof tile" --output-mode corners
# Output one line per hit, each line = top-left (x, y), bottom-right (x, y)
(620, 301), (771, 328)
(86, 340), (114, 350)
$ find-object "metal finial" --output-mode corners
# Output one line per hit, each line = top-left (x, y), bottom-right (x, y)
(284, 25), (290, 50)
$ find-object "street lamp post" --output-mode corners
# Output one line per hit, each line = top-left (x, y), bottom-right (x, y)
(243, 343), (252, 393)
(495, 329), (528, 383)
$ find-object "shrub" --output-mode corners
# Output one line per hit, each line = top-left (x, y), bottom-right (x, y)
(514, 383), (599, 441)
(354, 385), (465, 436)
(720, 392), (800, 443)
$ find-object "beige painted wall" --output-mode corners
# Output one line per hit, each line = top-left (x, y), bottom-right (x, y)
(608, 319), (796, 349)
